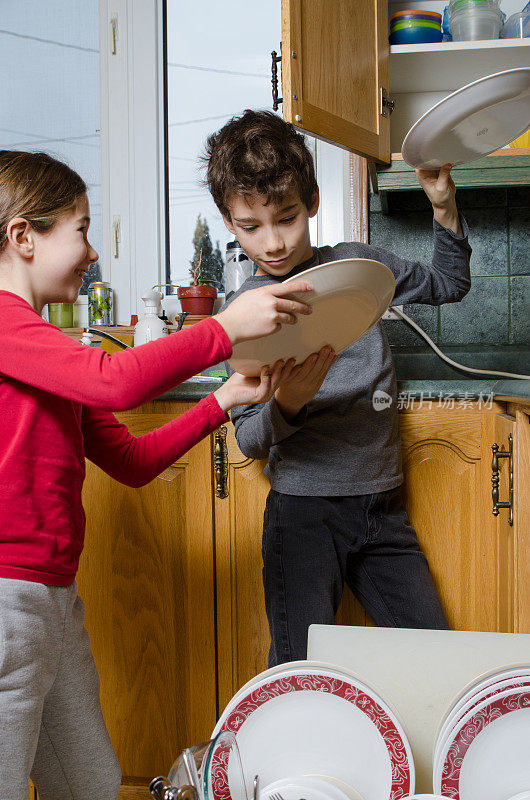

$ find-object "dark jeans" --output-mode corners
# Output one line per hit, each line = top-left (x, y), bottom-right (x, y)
(262, 486), (449, 667)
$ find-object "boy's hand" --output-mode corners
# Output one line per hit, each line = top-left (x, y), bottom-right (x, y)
(215, 281), (313, 346)
(416, 164), (462, 236)
(274, 346), (338, 423)
(213, 358), (299, 411)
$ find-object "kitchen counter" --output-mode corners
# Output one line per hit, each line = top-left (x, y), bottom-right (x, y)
(157, 377), (530, 408)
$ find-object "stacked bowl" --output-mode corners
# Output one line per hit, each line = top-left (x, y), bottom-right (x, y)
(448, 0), (503, 40)
(389, 9), (443, 45)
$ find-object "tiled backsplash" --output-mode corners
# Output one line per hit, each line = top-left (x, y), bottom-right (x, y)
(371, 187), (530, 352)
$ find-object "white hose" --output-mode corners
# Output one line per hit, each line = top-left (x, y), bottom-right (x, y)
(389, 306), (530, 381)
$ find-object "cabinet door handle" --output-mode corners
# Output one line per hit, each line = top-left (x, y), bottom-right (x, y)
(214, 426), (229, 499)
(271, 49), (283, 111)
(491, 433), (513, 526)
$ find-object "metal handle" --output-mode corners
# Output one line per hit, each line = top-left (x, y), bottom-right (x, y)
(491, 433), (513, 526)
(214, 426), (229, 499)
(380, 87), (395, 118)
(271, 50), (282, 111)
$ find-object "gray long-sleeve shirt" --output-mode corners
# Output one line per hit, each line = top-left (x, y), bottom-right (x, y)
(222, 217), (471, 496)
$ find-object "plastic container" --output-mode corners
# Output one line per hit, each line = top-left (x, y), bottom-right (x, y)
(48, 303), (73, 328)
(449, 3), (502, 40)
(500, 11), (530, 38)
(390, 24), (443, 44)
(134, 289), (168, 345)
(390, 10), (442, 25)
(73, 294), (89, 328)
(389, 9), (442, 43)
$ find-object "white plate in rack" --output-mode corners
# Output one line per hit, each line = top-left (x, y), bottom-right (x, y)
(228, 258), (395, 377)
(433, 671), (530, 786)
(211, 665), (414, 800)
(402, 68), (530, 170)
(436, 685), (530, 799)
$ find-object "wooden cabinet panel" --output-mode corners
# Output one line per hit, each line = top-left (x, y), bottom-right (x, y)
(281, 0), (390, 162)
(399, 408), (516, 634)
(78, 403), (217, 782)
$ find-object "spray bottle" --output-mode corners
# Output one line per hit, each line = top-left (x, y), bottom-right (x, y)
(134, 289), (168, 346)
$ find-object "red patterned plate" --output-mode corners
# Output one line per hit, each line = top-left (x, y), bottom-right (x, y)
(210, 666), (414, 800)
(439, 687), (530, 799)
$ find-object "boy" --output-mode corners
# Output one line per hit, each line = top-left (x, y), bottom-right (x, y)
(205, 109), (472, 666)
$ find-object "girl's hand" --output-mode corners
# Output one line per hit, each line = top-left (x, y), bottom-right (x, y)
(275, 346), (338, 422)
(416, 164), (462, 236)
(215, 281), (313, 346)
(213, 358), (299, 412)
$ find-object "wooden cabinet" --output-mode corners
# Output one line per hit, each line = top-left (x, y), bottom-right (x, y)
(75, 397), (528, 798)
(280, 0), (390, 161)
(279, 0), (530, 161)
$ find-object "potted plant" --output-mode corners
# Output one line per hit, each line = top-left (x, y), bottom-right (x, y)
(177, 248), (218, 316)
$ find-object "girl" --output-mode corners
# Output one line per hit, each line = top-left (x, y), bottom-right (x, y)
(0, 150), (312, 800)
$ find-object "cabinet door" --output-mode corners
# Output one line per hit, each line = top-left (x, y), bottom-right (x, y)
(281, 0), (390, 162)
(214, 423), (365, 712)
(399, 407), (515, 633)
(77, 403), (217, 786)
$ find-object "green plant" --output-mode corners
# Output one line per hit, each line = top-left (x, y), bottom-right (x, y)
(191, 248), (219, 289)
(189, 215), (224, 289)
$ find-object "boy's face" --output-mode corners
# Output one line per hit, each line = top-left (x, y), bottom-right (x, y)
(223, 189), (319, 277)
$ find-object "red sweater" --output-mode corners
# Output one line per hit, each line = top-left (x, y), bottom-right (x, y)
(0, 291), (232, 586)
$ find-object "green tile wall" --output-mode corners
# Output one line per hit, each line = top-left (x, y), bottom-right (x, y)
(370, 186), (530, 349)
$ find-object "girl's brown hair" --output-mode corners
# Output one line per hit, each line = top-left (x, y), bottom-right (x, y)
(0, 150), (87, 252)
(203, 110), (318, 219)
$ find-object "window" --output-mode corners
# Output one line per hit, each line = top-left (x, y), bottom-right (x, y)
(165, 0), (281, 290)
(0, 0), (102, 293)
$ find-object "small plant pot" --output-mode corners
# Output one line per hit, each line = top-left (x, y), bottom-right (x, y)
(177, 284), (217, 316)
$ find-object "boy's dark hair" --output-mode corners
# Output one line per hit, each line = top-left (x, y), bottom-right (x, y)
(203, 110), (318, 219)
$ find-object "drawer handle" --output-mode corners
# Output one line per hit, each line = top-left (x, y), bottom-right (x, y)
(491, 433), (513, 526)
(214, 426), (229, 499)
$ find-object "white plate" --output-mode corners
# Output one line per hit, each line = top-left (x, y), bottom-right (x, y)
(433, 672), (530, 783)
(436, 685), (530, 798)
(261, 775), (361, 800)
(221, 661), (382, 721)
(401, 68), (530, 170)
(211, 665), (414, 800)
(433, 663), (530, 750)
(228, 259), (395, 377)
(433, 668), (530, 769)
(307, 774), (366, 800)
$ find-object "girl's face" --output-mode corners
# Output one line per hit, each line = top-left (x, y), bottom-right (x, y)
(31, 194), (99, 308)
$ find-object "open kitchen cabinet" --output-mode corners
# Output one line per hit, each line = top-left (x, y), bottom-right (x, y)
(279, 0), (530, 166)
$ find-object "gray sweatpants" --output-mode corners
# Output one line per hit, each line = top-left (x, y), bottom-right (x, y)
(0, 578), (121, 800)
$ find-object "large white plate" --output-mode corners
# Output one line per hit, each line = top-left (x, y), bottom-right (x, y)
(402, 68), (530, 170)
(436, 685), (530, 798)
(433, 672), (530, 783)
(261, 775), (364, 800)
(210, 665), (414, 800)
(228, 259), (395, 377)
(433, 663), (530, 750)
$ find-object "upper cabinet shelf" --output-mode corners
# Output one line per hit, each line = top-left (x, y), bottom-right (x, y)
(390, 39), (530, 93)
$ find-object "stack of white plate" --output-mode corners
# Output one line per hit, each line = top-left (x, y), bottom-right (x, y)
(208, 661), (415, 800)
(432, 664), (530, 798)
